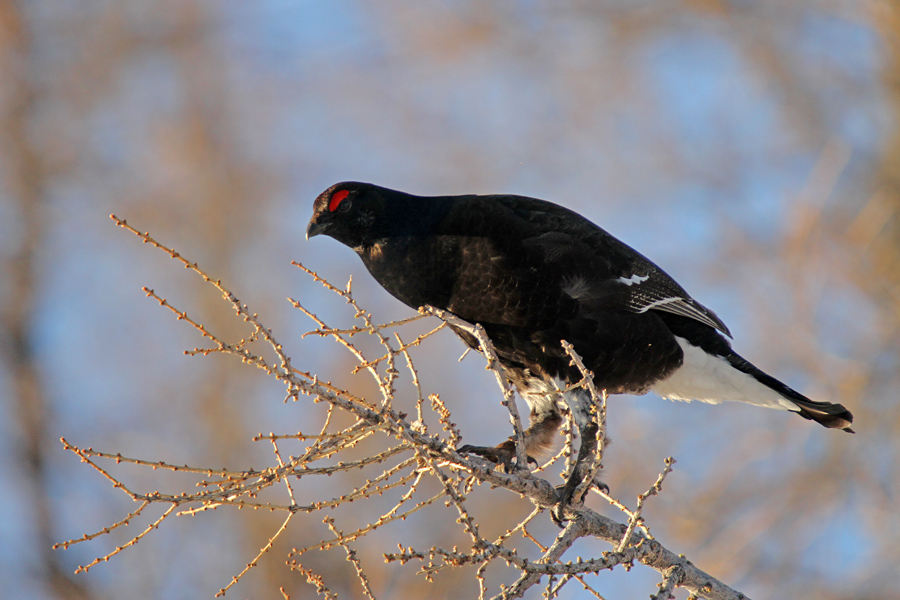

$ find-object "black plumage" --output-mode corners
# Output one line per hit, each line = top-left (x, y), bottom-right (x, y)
(306, 181), (854, 517)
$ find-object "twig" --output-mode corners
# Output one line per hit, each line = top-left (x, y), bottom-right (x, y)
(422, 306), (529, 471)
(325, 516), (377, 600)
(111, 215), (296, 386)
(650, 565), (686, 600)
(616, 457), (675, 552)
(75, 505), (176, 574)
(394, 331), (427, 426)
(216, 512), (295, 597)
(301, 313), (428, 337)
(499, 519), (583, 599)
(561, 341), (608, 501)
(59, 219), (751, 600)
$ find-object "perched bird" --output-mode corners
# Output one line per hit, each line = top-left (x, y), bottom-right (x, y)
(306, 182), (854, 519)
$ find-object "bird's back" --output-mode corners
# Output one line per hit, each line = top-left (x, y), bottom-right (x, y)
(359, 193), (689, 393)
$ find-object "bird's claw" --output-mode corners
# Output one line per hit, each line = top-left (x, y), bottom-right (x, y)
(457, 443), (536, 472)
(550, 474), (609, 527)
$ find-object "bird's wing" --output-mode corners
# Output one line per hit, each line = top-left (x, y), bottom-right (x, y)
(608, 266), (732, 337)
(509, 200), (732, 338)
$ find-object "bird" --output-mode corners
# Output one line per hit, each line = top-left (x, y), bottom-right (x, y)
(306, 181), (854, 520)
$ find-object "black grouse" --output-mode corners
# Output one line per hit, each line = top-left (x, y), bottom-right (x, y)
(306, 182), (854, 517)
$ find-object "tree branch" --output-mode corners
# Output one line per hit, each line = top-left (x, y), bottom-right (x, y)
(57, 221), (750, 600)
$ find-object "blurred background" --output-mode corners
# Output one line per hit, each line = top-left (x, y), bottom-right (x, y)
(1, 1), (897, 598)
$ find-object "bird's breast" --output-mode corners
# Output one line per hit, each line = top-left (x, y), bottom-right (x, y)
(359, 237), (460, 310)
(359, 234), (544, 327)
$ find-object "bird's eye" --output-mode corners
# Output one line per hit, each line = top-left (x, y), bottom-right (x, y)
(337, 198), (352, 212)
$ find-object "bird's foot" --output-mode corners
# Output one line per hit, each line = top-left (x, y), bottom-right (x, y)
(550, 468), (608, 527)
(457, 441), (536, 472)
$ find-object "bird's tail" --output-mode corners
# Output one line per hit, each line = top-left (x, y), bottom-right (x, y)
(789, 396), (855, 432)
(727, 353), (855, 433)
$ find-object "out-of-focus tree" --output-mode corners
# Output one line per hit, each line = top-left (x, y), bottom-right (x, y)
(0, 1), (895, 599)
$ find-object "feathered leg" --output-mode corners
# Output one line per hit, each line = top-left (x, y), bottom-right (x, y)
(551, 387), (606, 525)
(458, 401), (563, 470)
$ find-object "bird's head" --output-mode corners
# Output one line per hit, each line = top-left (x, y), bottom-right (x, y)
(307, 182), (387, 250)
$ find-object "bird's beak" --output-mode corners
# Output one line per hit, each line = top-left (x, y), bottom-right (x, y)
(306, 219), (330, 240)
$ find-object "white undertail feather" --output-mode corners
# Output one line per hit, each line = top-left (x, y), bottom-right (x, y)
(651, 337), (800, 412)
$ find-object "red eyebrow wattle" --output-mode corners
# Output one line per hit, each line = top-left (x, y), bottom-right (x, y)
(328, 190), (350, 212)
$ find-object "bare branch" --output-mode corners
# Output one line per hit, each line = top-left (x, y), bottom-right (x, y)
(500, 519), (583, 599)
(57, 219), (751, 600)
(617, 457), (675, 552)
(216, 512), (295, 597)
(650, 565), (686, 600)
(422, 306), (529, 471)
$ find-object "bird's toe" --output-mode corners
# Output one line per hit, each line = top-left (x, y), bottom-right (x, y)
(457, 442), (535, 472)
(551, 471), (608, 526)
